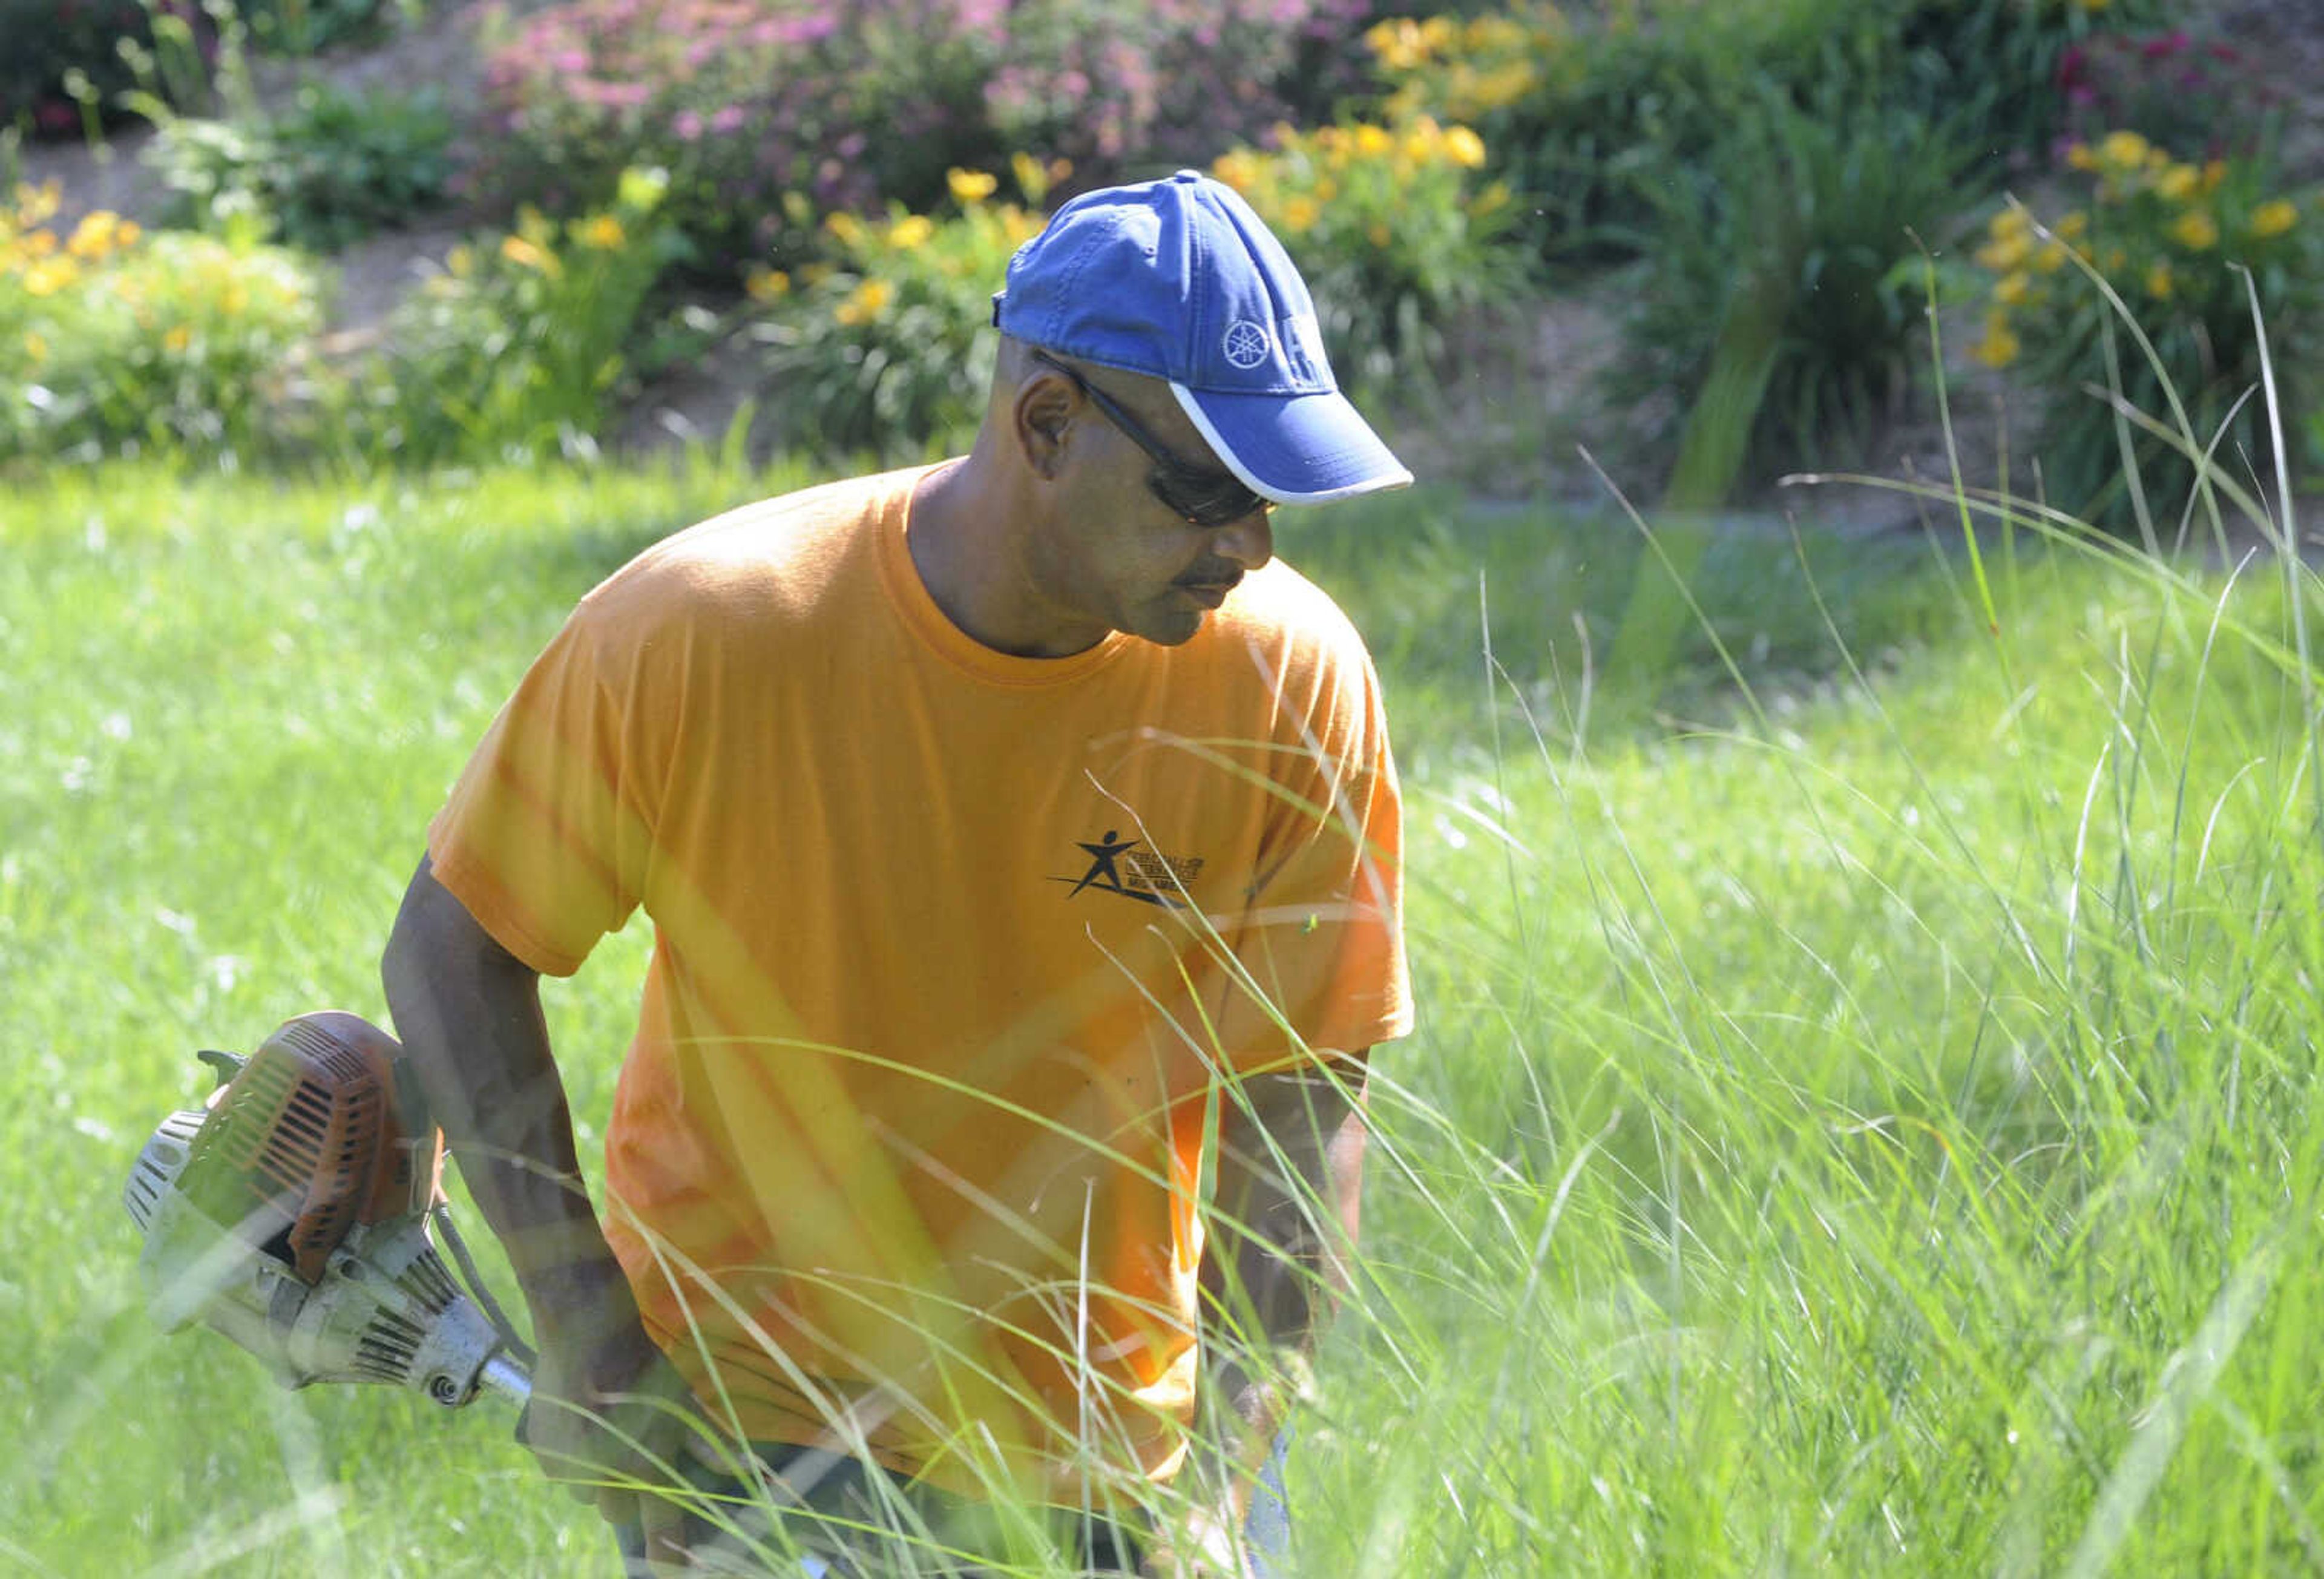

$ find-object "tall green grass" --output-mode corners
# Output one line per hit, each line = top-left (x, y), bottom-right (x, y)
(4, 447), (2321, 1574)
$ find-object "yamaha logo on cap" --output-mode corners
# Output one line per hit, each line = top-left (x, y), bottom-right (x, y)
(1222, 320), (1272, 369)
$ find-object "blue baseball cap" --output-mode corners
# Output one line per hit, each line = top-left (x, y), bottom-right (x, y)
(992, 169), (1413, 505)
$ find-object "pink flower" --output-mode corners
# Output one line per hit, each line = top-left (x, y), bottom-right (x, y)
(674, 108), (704, 140)
(710, 104), (746, 133)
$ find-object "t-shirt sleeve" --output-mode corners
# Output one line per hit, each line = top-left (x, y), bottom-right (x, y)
(1212, 646), (1412, 1072)
(425, 602), (659, 977)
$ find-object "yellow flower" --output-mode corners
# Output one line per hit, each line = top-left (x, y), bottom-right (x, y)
(1355, 123), (1393, 157)
(163, 323), (193, 353)
(12, 180), (60, 226)
(1972, 314), (2020, 368)
(1212, 149), (1261, 191)
(2155, 163), (2201, 202)
(2144, 261), (2174, 300)
(824, 211), (868, 248)
(2065, 142), (2100, 172)
(22, 257), (75, 296)
(2099, 130), (2149, 171)
(887, 214), (934, 249)
(1367, 220), (1391, 248)
(948, 167), (999, 205)
(499, 234), (562, 276)
(2202, 159), (2227, 194)
(1989, 206), (2031, 240)
(1443, 125), (1488, 169)
(1975, 234), (2031, 272)
(2055, 211), (2089, 240)
(115, 220), (140, 248)
(21, 228), (57, 259)
(2033, 240), (2069, 274)
(744, 264), (790, 303)
(2169, 209), (2219, 250)
(833, 276), (894, 326)
(577, 214), (626, 250)
(22, 329), (47, 363)
(1281, 195), (1320, 234)
(446, 243), (476, 278)
(66, 209), (118, 260)
(1994, 271), (2033, 306)
(2251, 200), (2299, 239)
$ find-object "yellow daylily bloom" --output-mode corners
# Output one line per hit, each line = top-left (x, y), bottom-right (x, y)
(1976, 234), (2032, 272)
(500, 234), (562, 276)
(887, 214), (934, 249)
(1444, 125), (1488, 169)
(577, 214), (626, 250)
(1972, 314), (2020, 369)
(2155, 164), (2200, 202)
(2251, 200), (2299, 238)
(67, 210), (119, 260)
(2169, 210), (2219, 251)
(22, 257), (75, 296)
(2099, 130), (2149, 171)
(744, 264), (789, 303)
(948, 168), (999, 205)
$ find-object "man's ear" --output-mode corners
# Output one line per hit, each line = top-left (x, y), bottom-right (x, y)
(1013, 369), (1077, 481)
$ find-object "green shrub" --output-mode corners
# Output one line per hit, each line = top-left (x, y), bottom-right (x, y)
(748, 168), (1046, 461)
(356, 168), (680, 467)
(1210, 115), (1525, 395)
(1, 0), (401, 139)
(1363, 0), (2172, 265)
(143, 82), (456, 252)
(1612, 82), (1986, 491)
(0, 0), (214, 138)
(0, 182), (326, 465)
(1968, 133), (2324, 534)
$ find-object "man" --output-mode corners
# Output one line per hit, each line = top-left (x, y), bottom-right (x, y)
(382, 169), (1412, 1575)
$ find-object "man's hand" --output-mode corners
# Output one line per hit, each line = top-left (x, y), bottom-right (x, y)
(520, 1261), (718, 1565)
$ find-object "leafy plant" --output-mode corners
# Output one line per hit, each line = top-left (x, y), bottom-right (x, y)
(1210, 115), (1523, 395)
(0, 181), (327, 465)
(1610, 82), (1986, 493)
(1968, 132), (2324, 534)
(0, 0), (215, 138)
(748, 165), (1047, 461)
(1362, 0), (2171, 266)
(356, 166), (682, 467)
(142, 82), (456, 252)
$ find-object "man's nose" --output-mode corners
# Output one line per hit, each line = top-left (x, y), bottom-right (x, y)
(1212, 507), (1273, 571)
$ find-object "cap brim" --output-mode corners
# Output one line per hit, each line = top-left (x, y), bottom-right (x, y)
(1171, 384), (1413, 505)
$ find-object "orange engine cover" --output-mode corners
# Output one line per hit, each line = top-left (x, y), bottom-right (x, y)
(182, 1012), (443, 1284)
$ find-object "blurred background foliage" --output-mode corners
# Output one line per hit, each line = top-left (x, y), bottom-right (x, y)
(0, 0), (2316, 530)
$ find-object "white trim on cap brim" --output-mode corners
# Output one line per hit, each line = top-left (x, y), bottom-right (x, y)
(1169, 383), (1414, 505)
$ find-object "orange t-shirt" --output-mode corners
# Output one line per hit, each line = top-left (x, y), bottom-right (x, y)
(427, 464), (1410, 1497)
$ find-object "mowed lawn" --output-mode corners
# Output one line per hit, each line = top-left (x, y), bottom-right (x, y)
(4, 462), (2322, 1576)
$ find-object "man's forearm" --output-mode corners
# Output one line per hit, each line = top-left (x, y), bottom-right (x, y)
(1196, 1061), (1369, 1505)
(381, 857), (629, 1330)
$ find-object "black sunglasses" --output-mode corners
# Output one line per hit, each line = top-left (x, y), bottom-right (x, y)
(1029, 350), (1273, 530)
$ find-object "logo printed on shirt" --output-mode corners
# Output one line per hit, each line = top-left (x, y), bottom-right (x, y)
(1054, 830), (1206, 908)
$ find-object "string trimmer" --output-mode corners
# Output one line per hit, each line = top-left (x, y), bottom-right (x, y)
(122, 1010), (531, 1408)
